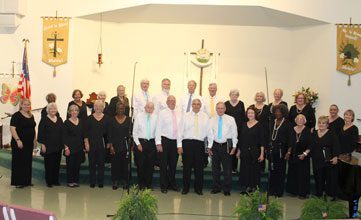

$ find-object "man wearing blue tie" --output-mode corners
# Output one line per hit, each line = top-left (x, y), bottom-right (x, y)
(208, 102), (238, 196)
(132, 102), (157, 190)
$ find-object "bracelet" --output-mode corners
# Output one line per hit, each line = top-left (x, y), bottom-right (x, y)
(303, 152), (308, 156)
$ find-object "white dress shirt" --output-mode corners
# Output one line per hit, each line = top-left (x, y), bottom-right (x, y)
(153, 90), (169, 114)
(132, 112), (157, 145)
(133, 90), (152, 119)
(179, 92), (203, 113)
(202, 95), (224, 118)
(155, 108), (182, 146)
(179, 111), (213, 148)
(209, 114), (238, 148)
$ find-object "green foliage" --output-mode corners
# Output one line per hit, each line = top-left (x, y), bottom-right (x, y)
(300, 196), (347, 220)
(112, 186), (158, 220)
(233, 189), (283, 220)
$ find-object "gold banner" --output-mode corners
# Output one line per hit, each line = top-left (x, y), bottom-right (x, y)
(336, 25), (361, 75)
(42, 18), (69, 67)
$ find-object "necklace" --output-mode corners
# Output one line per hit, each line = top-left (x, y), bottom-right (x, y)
(296, 105), (305, 114)
(271, 118), (285, 141)
(296, 131), (302, 143)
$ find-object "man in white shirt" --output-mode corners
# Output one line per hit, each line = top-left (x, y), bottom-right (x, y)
(208, 101), (238, 196)
(178, 99), (213, 195)
(179, 80), (203, 113)
(153, 78), (171, 114)
(133, 79), (152, 119)
(132, 102), (157, 189)
(155, 95), (181, 193)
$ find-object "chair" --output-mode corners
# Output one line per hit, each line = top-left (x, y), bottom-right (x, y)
(7, 204), (56, 220)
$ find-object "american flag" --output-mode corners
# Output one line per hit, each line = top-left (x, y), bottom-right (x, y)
(18, 43), (31, 100)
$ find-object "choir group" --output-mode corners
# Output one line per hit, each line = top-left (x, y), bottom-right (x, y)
(8, 78), (360, 216)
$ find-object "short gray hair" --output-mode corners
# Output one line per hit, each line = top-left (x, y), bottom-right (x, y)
(46, 102), (58, 114)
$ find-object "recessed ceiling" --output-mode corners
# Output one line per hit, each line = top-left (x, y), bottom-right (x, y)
(80, 4), (328, 27)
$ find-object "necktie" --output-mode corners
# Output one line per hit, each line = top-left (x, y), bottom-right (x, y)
(218, 116), (223, 140)
(210, 97), (215, 117)
(172, 110), (178, 139)
(194, 113), (199, 136)
(186, 94), (192, 112)
(144, 92), (149, 102)
(146, 115), (151, 140)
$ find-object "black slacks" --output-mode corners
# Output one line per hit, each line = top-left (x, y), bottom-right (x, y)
(44, 151), (62, 185)
(212, 142), (232, 192)
(313, 165), (338, 197)
(159, 137), (178, 190)
(269, 154), (287, 197)
(66, 151), (82, 183)
(135, 139), (156, 188)
(111, 150), (128, 183)
(182, 139), (204, 192)
(88, 148), (105, 185)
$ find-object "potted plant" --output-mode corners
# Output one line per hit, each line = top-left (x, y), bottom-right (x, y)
(300, 195), (347, 220)
(233, 189), (283, 220)
(112, 186), (158, 220)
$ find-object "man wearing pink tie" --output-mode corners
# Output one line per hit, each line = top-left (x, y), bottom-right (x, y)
(155, 96), (182, 193)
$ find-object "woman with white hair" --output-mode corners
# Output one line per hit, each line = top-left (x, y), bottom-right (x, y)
(225, 89), (246, 173)
(91, 91), (109, 114)
(38, 102), (64, 187)
(84, 100), (110, 188)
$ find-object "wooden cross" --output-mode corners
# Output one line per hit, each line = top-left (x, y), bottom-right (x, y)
(47, 31), (64, 58)
(190, 39), (213, 96)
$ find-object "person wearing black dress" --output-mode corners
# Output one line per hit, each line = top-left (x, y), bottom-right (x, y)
(84, 100), (110, 188)
(237, 107), (265, 193)
(41, 93), (60, 119)
(309, 116), (340, 198)
(90, 91), (109, 114)
(108, 103), (131, 190)
(286, 114), (311, 198)
(225, 89), (246, 173)
(38, 103), (64, 187)
(67, 89), (88, 121)
(268, 89), (288, 121)
(10, 99), (37, 188)
(249, 91), (269, 172)
(63, 104), (85, 187)
(337, 109), (361, 218)
(268, 104), (291, 197)
(328, 104), (345, 136)
(107, 85), (130, 117)
(289, 93), (315, 130)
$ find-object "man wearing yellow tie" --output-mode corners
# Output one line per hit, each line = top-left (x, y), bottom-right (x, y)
(178, 99), (213, 195)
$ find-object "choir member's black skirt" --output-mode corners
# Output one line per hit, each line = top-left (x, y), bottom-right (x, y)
(286, 157), (310, 197)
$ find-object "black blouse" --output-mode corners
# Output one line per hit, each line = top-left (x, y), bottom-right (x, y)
(328, 117), (344, 136)
(225, 100), (246, 137)
(269, 119), (291, 158)
(310, 130), (340, 170)
(239, 122), (264, 160)
(108, 116), (132, 153)
(85, 114), (109, 151)
(67, 100), (88, 121)
(289, 104), (316, 129)
(10, 111), (36, 147)
(249, 104), (270, 142)
(268, 101), (288, 121)
(339, 125), (359, 154)
(289, 126), (311, 159)
(63, 119), (85, 154)
(107, 96), (130, 117)
(38, 116), (64, 155)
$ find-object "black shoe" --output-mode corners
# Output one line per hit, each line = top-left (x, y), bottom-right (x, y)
(161, 189), (168, 194)
(112, 185), (118, 190)
(181, 189), (189, 195)
(90, 184), (95, 188)
(211, 189), (221, 194)
(224, 191), (231, 196)
(122, 185), (128, 190)
(47, 184), (53, 188)
(98, 184), (104, 188)
(168, 186), (179, 192)
(195, 190), (203, 195)
(53, 182), (61, 186)
(15, 185), (25, 189)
